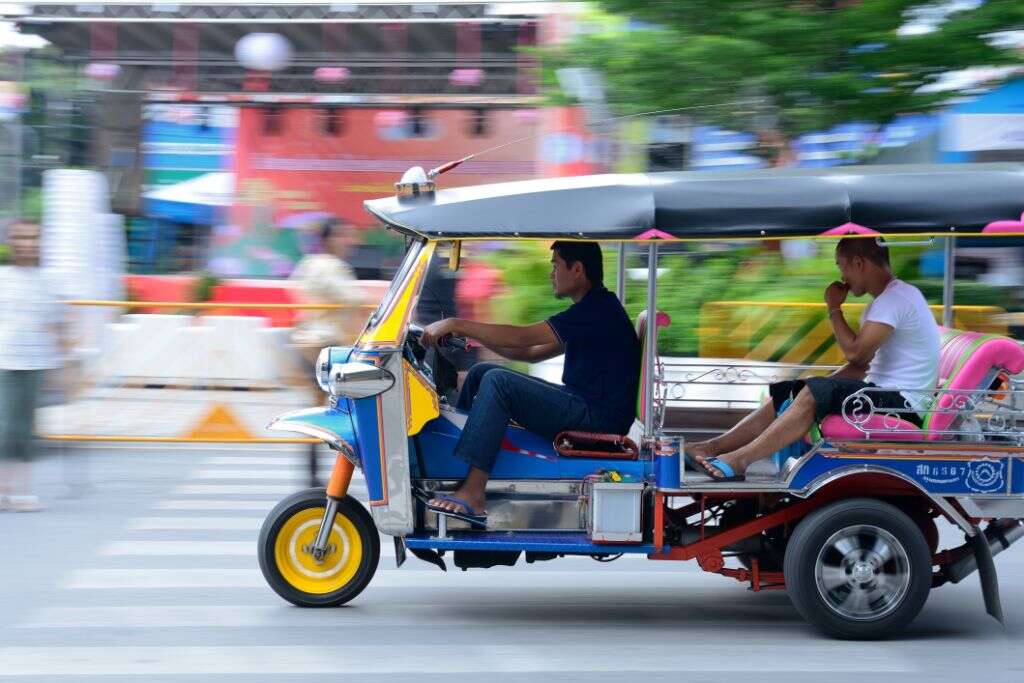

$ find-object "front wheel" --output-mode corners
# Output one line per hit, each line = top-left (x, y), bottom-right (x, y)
(258, 488), (380, 607)
(784, 498), (932, 639)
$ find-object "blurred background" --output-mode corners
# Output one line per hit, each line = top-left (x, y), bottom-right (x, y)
(1, 0), (1024, 461)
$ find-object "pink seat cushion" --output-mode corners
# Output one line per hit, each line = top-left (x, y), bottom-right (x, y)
(924, 333), (1024, 438)
(820, 414), (925, 441)
(820, 329), (1024, 441)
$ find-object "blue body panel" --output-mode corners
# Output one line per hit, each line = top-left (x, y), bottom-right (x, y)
(272, 403), (357, 450)
(404, 531), (654, 555)
(414, 410), (652, 481)
(790, 447), (1016, 496)
(350, 396), (387, 503)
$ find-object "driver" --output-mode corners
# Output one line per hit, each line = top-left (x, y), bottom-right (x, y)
(420, 241), (641, 527)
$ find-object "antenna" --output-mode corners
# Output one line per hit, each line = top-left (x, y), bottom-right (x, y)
(424, 99), (766, 180)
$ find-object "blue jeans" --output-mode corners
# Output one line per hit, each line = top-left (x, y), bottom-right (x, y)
(453, 362), (615, 473)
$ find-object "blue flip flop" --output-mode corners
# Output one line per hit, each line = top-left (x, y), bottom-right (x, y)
(426, 494), (488, 529)
(701, 457), (746, 483)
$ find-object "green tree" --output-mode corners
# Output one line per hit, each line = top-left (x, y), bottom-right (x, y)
(539, 1), (1024, 161)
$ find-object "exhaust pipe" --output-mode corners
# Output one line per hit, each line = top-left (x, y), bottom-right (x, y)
(945, 518), (1024, 584)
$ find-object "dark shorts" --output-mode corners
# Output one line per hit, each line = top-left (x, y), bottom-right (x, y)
(769, 377), (924, 428)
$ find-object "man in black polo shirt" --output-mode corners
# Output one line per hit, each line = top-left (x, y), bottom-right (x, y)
(420, 241), (641, 527)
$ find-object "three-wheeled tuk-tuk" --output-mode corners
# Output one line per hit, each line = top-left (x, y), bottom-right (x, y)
(259, 163), (1024, 639)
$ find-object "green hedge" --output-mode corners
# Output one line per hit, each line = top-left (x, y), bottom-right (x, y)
(490, 243), (1017, 357)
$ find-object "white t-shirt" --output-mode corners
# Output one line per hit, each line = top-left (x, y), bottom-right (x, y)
(860, 279), (940, 410)
(0, 266), (65, 371)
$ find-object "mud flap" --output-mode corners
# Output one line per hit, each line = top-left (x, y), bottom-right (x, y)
(409, 547), (447, 571)
(968, 530), (1004, 624)
(394, 537), (407, 568)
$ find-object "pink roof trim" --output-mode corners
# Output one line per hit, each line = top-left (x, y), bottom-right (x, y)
(983, 212), (1024, 234)
(820, 222), (880, 236)
(636, 228), (674, 240)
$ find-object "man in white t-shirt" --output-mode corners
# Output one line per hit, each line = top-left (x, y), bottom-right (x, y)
(0, 220), (67, 511)
(688, 237), (940, 481)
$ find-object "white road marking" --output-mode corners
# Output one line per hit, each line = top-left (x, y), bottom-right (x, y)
(99, 541), (256, 556)
(17, 602), (800, 629)
(200, 456), (342, 467)
(189, 469), (319, 480)
(64, 568), (709, 591)
(173, 484), (320, 495)
(153, 499), (281, 511)
(98, 540), (394, 557)
(0, 644), (915, 675)
(127, 517), (264, 531)
(62, 568), (266, 589)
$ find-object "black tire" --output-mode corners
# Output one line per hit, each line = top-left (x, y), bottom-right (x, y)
(784, 498), (932, 639)
(258, 488), (380, 608)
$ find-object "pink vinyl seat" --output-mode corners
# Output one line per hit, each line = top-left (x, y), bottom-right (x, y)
(819, 328), (1024, 441)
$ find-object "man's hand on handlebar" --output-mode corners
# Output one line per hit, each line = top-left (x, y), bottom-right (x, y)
(420, 318), (468, 350)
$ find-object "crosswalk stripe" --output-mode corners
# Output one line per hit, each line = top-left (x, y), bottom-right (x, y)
(153, 500), (281, 511)
(99, 541), (256, 556)
(127, 517), (264, 531)
(201, 456), (339, 466)
(63, 568), (690, 590)
(0, 644), (915, 675)
(98, 540), (395, 557)
(189, 469), (325, 480)
(172, 484), (367, 496)
(16, 603), (801, 629)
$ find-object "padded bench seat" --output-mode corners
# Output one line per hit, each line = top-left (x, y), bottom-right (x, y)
(820, 328), (1024, 441)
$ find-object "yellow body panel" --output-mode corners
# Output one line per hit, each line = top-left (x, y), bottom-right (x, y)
(272, 507), (363, 595)
(359, 242), (435, 347)
(404, 360), (440, 436)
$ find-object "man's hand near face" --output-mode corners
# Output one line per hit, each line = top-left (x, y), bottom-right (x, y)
(824, 281), (849, 310)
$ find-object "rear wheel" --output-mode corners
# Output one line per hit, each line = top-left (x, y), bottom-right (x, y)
(258, 488), (380, 607)
(784, 498), (931, 639)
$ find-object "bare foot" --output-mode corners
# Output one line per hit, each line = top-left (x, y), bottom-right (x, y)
(686, 441), (718, 467)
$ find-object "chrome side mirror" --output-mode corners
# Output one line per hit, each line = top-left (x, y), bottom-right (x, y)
(328, 361), (395, 399)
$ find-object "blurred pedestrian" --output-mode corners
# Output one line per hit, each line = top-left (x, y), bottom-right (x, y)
(0, 219), (67, 512)
(289, 218), (369, 486)
(290, 218), (368, 357)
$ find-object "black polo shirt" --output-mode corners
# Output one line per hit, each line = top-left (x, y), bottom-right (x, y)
(546, 286), (641, 433)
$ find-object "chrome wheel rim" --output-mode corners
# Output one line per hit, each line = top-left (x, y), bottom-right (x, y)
(814, 524), (911, 622)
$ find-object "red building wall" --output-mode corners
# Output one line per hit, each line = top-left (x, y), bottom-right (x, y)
(231, 105), (597, 227)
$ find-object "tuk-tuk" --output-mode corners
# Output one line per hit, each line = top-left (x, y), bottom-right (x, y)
(258, 163), (1024, 639)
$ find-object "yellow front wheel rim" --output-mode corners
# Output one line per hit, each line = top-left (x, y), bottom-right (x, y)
(273, 507), (364, 595)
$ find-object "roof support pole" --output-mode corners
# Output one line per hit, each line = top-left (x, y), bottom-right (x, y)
(644, 243), (658, 439)
(943, 235), (956, 328)
(616, 242), (626, 304)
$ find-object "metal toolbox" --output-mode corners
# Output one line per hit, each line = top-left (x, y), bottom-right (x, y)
(580, 481), (644, 543)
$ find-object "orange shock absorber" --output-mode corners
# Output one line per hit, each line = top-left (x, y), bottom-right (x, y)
(325, 454), (356, 499)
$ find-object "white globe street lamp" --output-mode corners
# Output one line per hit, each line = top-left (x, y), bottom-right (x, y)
(234, 33), (294, 72)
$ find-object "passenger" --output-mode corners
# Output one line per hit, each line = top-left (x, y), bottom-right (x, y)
(688, 237), (940, 481)
(420, 241), (641, 527)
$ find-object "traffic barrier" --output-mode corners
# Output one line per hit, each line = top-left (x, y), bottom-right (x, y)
(699, 301), (1006, 365)
(39, 299), (374, 445)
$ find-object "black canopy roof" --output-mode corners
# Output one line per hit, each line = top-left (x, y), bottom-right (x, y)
(363, 164), (1024, 241)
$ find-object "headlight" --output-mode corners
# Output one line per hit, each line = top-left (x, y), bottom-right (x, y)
(315, 347), (331, 391)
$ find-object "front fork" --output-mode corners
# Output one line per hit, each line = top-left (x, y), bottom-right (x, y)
(310, 452), (356, 562)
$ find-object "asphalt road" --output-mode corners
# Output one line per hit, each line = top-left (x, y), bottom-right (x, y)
(2, 443), (1024, 682)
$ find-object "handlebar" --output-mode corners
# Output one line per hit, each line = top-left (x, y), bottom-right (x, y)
(407, 323), (469, 351)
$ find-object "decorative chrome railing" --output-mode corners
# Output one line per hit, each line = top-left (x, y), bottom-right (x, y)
(652, 359), (839, 419)
(839, 386), (1024, 444)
